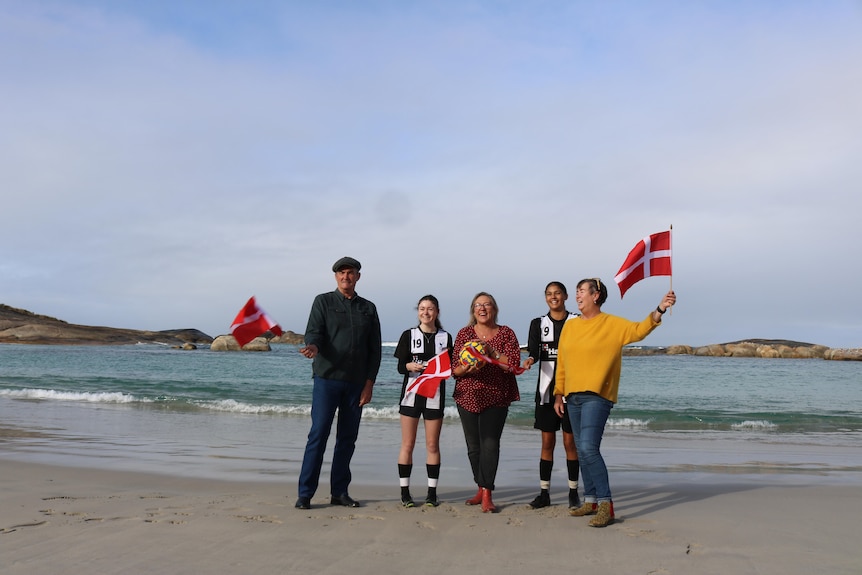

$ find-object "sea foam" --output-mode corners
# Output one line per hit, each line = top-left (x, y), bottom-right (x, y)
(0, 388), (142, 403)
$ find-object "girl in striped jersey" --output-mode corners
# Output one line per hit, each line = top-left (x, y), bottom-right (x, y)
(522, 281), (580, 510)
(394, 295), (453, 507)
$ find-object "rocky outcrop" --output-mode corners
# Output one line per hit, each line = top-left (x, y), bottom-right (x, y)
(692, 344), (727, 357)
(630, 339), (853, 360)
(271, 330), (304, 345)
(690, 340), (833, 359)
(665, 345), (693, 355)
(824, 348), (862, 361)
(211, 335), (273, 351)
(0, 304), (212, 346)
(209, 329), (304, 351)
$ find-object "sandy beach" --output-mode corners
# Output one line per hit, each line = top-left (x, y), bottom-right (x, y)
(3, 347), (861, 575)
(2, 459), (860, 575)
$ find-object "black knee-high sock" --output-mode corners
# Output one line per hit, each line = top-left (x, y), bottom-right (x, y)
(399, 463), (413, 496)
(539, 458), (553, 490)
(567, 458), (580, 482)
(426, 463), (440, 495)
(539, 458), (553, 481)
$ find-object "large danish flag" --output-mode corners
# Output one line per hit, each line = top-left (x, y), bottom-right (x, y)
(614, 230), (672, 298)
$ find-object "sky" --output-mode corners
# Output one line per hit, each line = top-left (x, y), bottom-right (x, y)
(2, 0), (861, 348)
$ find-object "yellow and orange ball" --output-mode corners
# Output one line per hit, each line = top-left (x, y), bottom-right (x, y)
(459, 341), (487, 367)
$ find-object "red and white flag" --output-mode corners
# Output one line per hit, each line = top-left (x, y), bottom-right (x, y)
(230, 296), (283, 347)
(406, 349), (451, 399)
(463, 345), (526, 375)
(614, 230), (672, 298)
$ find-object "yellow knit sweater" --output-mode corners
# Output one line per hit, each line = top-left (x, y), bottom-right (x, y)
(554, 312), (661, 403)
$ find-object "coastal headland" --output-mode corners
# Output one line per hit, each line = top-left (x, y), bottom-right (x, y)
(1, 303), (859, 359)
(0, 304), (212, 347)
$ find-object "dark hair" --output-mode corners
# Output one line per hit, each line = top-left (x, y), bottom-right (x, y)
(468, 292), (498, 326)
(545, 281), (568, 296)
(417, 294), (443, 330)
(577, 278), (608, 306)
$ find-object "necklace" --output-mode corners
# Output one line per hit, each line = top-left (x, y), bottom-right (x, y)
(420, 329), (436, 346)
(474, 325), (497, 341)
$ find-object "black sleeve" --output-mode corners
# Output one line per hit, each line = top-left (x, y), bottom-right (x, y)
(526, 317), (541, 360)
(393, 329), (412, 375)
(446, 332), (454, 365)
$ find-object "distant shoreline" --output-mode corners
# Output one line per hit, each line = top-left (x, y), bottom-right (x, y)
(2, 303), (860, 360)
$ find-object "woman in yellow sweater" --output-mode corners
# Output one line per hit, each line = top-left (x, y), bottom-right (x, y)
(553, 278), (676, 527)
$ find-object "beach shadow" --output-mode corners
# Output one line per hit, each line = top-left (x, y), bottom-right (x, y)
(611, 480), (793, 519)
(444, 479), (810, 519)
(351, 482), (787, 519)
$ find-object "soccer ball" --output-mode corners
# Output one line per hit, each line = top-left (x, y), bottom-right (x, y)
(459, 341), (487, 367)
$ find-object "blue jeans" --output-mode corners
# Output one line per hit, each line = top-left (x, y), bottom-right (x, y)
(298, 376), (364, 499)
(566, 393), (614, 502)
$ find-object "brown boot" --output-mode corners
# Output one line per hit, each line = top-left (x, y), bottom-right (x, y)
(481, 488), (497, 513)
(569, 501), (597, 516)
(465, 487), (483, 506)
(589, 501), (615, 527)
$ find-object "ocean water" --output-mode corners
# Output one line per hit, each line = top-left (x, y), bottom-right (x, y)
(2, 343), (861, 488)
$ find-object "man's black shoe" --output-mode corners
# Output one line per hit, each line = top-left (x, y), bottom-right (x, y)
(295, 497), (311, 510)
(331, 493), (361, 508)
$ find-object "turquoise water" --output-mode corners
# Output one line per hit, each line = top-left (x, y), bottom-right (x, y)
(2, 343), (861, 486)
(1, 344), (859, 433)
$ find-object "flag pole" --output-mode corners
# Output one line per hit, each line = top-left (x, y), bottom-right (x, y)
(669, 224), (673, 316)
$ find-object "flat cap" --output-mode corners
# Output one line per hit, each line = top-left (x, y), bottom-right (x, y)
(332, 256), (361, 272)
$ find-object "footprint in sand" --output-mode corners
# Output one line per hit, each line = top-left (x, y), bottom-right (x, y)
(0, 521), (48, 534)
(235, 515), (283, 524)
(0, 521), (48, 535)
(506, 517), (524, 526)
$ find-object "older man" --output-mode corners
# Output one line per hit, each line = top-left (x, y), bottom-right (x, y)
(295, 256), (382, 510)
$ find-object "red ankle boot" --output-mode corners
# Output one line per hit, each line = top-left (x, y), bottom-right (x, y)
(481, 488), (497, 513)
(465, 487), (483, 506)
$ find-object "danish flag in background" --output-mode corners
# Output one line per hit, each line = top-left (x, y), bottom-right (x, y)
(230, 296), (284, 347)
(614, 230), (673, 298)
(407, 349), (451, 399)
